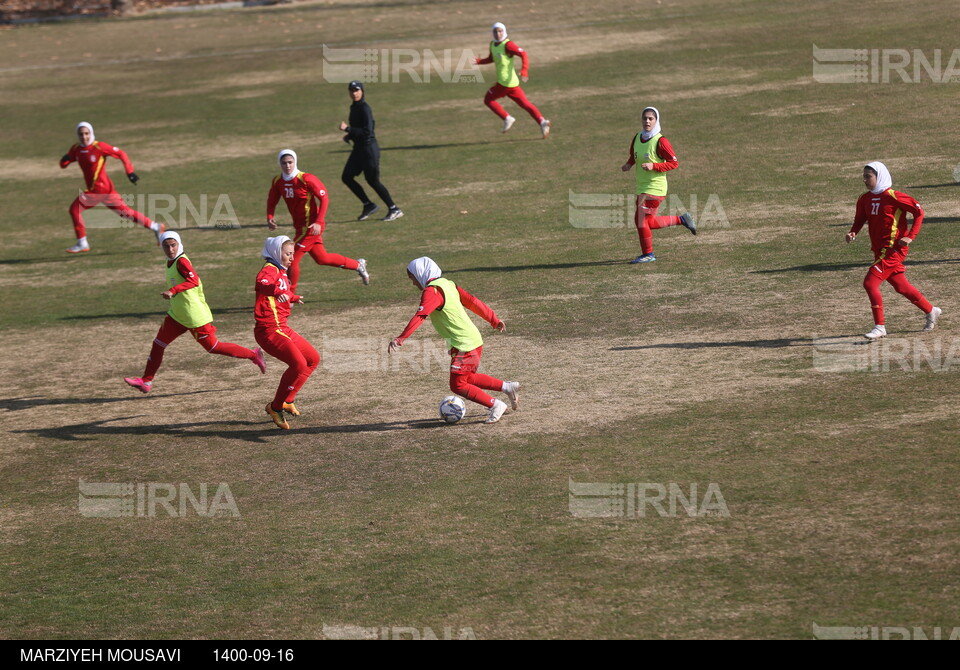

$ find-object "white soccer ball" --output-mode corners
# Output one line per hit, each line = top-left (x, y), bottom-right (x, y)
(439, 395), (466, 424)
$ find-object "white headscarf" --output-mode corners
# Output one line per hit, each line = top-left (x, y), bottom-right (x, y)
(492, 21), (508, 42)
(640, 106), (661, 142)
(159, 230), (183, 258)
(278, 149), (299, 182)
(76, 121), (95, 147)
(407, 256), (442, 289)
(263, 235), (292, 268)
(865, 161), (892, 194)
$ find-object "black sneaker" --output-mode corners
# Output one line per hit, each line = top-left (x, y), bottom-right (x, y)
(358, 202), (380, 221)
(382, 207), (404, 222)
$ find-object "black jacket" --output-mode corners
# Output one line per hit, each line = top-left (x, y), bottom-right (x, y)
(346, 99), (376, 147)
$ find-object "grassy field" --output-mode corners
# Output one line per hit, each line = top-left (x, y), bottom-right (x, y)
(2, 0), (959, 639)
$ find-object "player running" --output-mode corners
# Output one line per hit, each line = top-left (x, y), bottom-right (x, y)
(267, 149), (369, 291)
(621, 107), (697, 263)
(473, 21), (551, 138)
(846, 161), (941, 340)
(123, 231), (266, 394)
(388, 257), (520, 424)
(60, 122), (164, 253)
(255, 236), (320, 430)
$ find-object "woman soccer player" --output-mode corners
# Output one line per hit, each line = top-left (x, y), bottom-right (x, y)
(388, 257), (520, 424)
(267, 149), (369, 291)
(123, 231), (266, 394)
(620, 107), (697, 263)
(473, 22), (550, 138)
(846, 162), (941, 340)
(60, 122), (164, 253)
(255, 236), (320, 430)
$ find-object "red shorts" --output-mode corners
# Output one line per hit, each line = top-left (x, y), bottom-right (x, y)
(156, 315), (217, 350)
(870, 246), (908, 281)
(449, 346), (482, 377)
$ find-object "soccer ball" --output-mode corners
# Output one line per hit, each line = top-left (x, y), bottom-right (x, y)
(439, 395), (466, 424)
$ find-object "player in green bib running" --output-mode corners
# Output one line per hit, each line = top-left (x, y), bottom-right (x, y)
(388, 257), (521, 424)
(123, 231), (266, 394)
(474, 22), (550, 138)
(621, 106), (697, 263)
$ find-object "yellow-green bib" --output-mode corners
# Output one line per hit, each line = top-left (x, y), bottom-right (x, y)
(166, 254), (213, 329)
(633, 132), (668, 196)
(427, 278), (484, 352)
(491, 40), (520, 88)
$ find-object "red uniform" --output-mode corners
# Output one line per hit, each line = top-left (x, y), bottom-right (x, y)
(625, 134), (683, 254)
(477, 41), (545, 123)
(139, 256), (259, 384)
(850, 188), (932, 325)
(60, 140), (154, 238)
(266, 172), (359, 290)
(396, 284), (505, 408)
(254, 261), (319, 411)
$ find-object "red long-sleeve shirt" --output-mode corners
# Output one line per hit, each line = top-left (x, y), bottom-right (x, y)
(266, 172), (329, 237)
(396, 284), (502, 344)
(60, 141), (136, 193)
(477, 40), (530, 78)
(625, 134), (679, 172)
(254, 263), (302, 330)
(167, 257), (200, 295)
(850, 188), (924, 256)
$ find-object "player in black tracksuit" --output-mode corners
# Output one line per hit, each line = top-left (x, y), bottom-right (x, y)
(339, 81), (404, 222)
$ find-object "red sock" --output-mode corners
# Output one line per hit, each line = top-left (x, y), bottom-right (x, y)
(888, 272), (933, 313)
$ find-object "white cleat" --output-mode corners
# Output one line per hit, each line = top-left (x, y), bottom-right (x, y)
(864, 325), (887, 341)
(485, 399), (509, 424)
(357, 258), (370, 285)
(503, 381), (520, 410)
(540, 119), (551, 139)
(501, 115), (516, 133)
(65, 241), (90, 254)
(923, 306), (941, 332)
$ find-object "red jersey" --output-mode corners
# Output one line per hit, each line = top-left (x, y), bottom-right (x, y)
(851, 188), (924, 256)
(625, 134), (679, 172)
(477, 40), (530, 78)
(266, 172), (329, 235)
(60, 140), (136, 194)
(254, 263), (302, 330)
(396, 284), (502, 344)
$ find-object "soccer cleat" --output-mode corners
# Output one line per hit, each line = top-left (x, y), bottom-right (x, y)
(503, 381), (521, 410)
(485, 399), (509, 424)
(356, 258), (370, 285)
(680, 212), (698, 235)
(66, 242), (90, 254)
(358, 202), (380, 221)
(864, 325), (887, 341)
(629, 253), (656, 264)
(502, 115), (516, 133)
(253, 347), (267, 374)
(923, 306), (942, 332)
(153, 222), (166, 245)
(540, 119), (551, 139)
(265, 403), (290, 430)
(381, 207), (404, 222)
(123, 377), (152, 394)
(282, 402), (301, 416)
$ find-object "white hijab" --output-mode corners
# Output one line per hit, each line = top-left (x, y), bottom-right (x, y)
(492, 21), (508, 43)
(159, 230), (183, 258)
(263, 235), (292, 268)
(640, 106), (661, 142)
(407, 256), (442, 289)
(865, 161), (892, 194)
(76, 121), (95, 147)
(278, 149), (299, 182)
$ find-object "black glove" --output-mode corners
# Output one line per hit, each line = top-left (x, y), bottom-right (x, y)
(61, 154), (71, 164)
(128, 172), (139, 184)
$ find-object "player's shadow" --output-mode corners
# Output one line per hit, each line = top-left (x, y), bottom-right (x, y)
(329, 141), (495, 155)
(61, 306), (250, 321)
(827, 216), (960, 227)
(906, 183), (960, 189)
(752, 257), (960, 274)
(13, 416), (448, 445)
(612, 337), (816, 351)
(452, 260), (625, 273)
(0, 390), (222, 412)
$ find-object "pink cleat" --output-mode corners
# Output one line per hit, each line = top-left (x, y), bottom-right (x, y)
(253, 347), (267, 374)
(123, 377), (152, 394)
